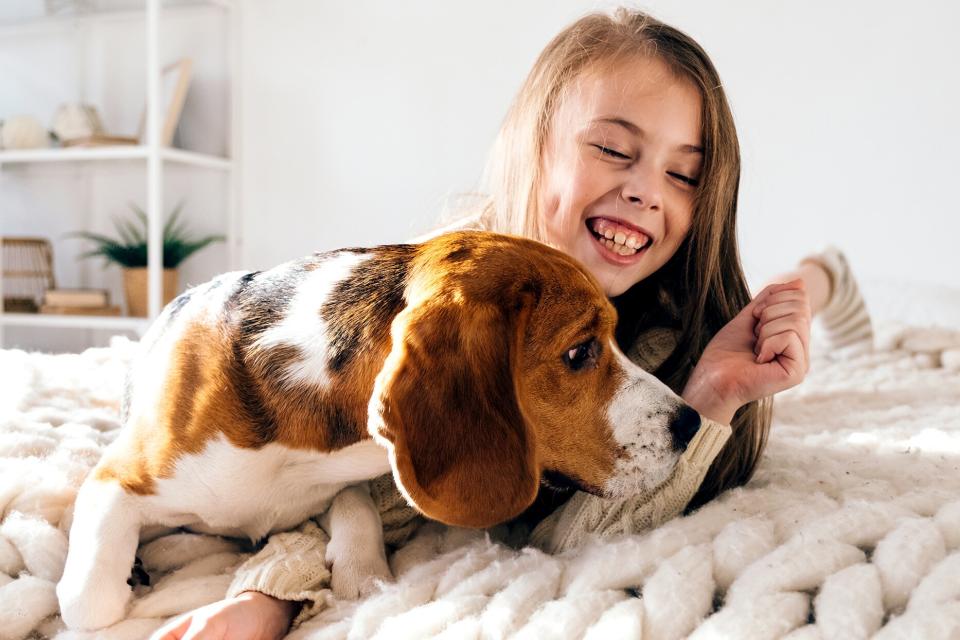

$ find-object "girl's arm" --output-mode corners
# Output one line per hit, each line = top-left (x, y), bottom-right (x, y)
(225, 519), (333, 626)
(149, 518), (330, 640)
(150, 475), (425, 639)
(149, 590), (299, 640)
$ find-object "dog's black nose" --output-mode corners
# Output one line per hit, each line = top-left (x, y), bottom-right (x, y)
(669, 405), (701, 450)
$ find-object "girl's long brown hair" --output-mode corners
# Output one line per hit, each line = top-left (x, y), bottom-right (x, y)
(455, 8), (773, 509)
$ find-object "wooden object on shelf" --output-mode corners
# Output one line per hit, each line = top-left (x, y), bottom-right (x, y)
(2, 237), (56, 313)
(61, 135), (139, 148)
(43, 288), (109, 308)
(40, 304), (121, 317)
(53, 102), (140, 148)
(136, 58), (194, 147)
(123, 268), (177, 317)
(160, 58), (193, 146)
(4, 299), (38, 313)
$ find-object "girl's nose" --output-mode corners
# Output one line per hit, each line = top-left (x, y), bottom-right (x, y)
(619, 163), (663, 211)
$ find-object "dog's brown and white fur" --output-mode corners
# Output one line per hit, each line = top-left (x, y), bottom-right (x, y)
(57, 231), (701, 630)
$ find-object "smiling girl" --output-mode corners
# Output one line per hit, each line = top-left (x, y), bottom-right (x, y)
(151, 8), (872, 638)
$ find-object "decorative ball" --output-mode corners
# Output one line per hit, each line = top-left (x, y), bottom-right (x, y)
(0, 115), (51, 150)
(52, 103), (104, 143)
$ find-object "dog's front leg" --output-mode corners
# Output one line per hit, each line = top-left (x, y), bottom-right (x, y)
(319, 483), (392, 599)
(57, 479), (142, 630)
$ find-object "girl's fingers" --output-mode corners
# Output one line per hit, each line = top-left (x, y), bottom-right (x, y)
(754, 300), (810, 332)
(753, 290), (810, 321)
(759, 312), (811, 348)
(755, 307), (811, 345)
(752, 279), (806, 310)
(756, 330), (807, 375)
(751, 280), (811, 392)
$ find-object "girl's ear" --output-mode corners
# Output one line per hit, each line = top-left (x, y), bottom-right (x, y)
(367, 299), (539, 528)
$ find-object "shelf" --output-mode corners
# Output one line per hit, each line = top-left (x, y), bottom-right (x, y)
(0, 313), (149, 332)
(162, 147), (233, 171)
(0, 1), (233, 36)
(0, 146), (232, 171)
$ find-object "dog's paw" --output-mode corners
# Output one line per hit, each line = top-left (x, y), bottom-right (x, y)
(57, 573), (131, 630)
(330, 554), (393, 600)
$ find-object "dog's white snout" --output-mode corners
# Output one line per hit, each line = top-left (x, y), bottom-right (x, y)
(603, 341), (691, 496)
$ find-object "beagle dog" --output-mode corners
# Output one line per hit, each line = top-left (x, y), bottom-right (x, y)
(57, 230), (701, 630)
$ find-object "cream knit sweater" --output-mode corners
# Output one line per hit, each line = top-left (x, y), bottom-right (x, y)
(226, 327), (732, 627)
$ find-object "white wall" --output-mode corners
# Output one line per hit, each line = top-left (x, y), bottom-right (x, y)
(3, 1), (957, 352)
(239, 0), (960, 291)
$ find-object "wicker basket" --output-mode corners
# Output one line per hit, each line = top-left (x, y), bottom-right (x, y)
(2, 237), (56, 313)
(123, 268), (177, 317)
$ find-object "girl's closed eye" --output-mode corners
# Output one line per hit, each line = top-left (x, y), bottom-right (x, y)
(592, 143), (631, 160)
(668, 171), (699, 187)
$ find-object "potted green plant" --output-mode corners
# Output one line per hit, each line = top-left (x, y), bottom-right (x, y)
(72, 201), (224, 317)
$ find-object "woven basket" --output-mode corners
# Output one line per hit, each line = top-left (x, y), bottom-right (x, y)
(123, 268), (178, 317)
(2, 237), (56, 313)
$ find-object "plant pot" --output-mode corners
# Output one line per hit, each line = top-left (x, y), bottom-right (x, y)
(123, 268), (178, 317)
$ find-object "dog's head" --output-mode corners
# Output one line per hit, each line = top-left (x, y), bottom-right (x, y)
(368, 231), (700, 528)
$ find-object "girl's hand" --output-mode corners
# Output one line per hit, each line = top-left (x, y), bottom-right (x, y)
(148, 591), (298, 640)
(682, 279), (811, 425)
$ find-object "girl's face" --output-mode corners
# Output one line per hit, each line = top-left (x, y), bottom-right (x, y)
(538, 55), (703, 297)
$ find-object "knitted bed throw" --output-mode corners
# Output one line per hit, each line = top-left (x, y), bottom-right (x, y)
(1, 322), (959, 639)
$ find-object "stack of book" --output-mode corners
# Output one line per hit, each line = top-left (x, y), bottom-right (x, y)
(40, 289), (121, 316)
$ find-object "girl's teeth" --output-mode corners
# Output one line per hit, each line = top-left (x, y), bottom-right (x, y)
(602, 237), (638, 256)
(590, 218), (648, 255)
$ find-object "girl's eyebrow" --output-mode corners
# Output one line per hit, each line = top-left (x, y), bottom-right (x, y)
(591, 117), (703, 155)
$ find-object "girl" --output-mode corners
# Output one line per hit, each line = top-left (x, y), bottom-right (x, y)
(152, 8), (872, 639)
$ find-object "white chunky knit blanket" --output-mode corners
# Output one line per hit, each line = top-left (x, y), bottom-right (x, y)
(1, 315), (959, 639)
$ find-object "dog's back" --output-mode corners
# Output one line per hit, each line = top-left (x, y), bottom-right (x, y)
(104, 245), (418, 538)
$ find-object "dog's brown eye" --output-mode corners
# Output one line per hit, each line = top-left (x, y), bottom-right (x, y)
(563, 339), (600, 371)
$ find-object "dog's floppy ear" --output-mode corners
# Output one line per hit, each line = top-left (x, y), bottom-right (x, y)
(368, 294), (539, 528)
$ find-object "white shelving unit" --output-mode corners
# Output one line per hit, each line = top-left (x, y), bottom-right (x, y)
(0, 0), (241, 349)
(0, 311), (148, 332)
(0, 145), (232, 170)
